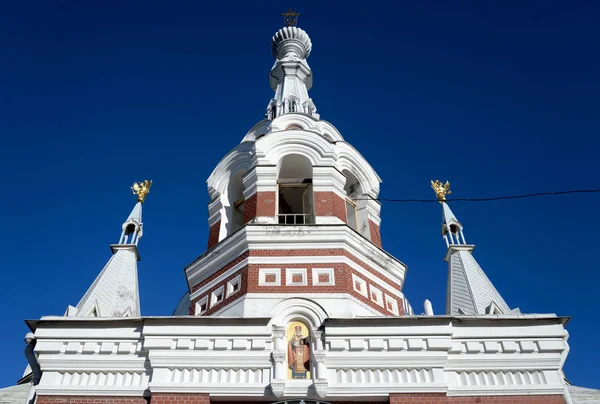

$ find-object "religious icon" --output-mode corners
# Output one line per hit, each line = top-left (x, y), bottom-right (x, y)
(287, 321), (311, 379)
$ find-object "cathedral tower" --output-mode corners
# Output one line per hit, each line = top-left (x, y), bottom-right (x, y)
(184, 21), (411, 320)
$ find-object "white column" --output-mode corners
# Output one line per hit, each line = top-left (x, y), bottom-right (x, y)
(447, 227), (455, 244)
(460, 230), (466, 244)
(272, 326), (286, 380)
(119, 230), (125, 244)
(131, 229), (139, 245)
(444, 235), (449, 248)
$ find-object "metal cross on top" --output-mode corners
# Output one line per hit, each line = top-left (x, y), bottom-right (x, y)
(281, 8), (300, 27)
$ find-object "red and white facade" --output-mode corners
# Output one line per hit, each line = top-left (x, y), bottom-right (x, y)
(22, 23), (574, 404)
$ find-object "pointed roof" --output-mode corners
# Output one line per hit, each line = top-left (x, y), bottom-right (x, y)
(438, 198), (512, 316)
(127, 201), (143, 224)
(66, 188), (148, 318)
(71, 247), (141, 317)
(442, 202), (460, 227)
(446, 246), (511, 315)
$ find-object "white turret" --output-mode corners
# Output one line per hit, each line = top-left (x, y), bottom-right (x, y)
(266, 20), (318, 120)
(431, 181), (513, 316)
(65, 181), (151, 318)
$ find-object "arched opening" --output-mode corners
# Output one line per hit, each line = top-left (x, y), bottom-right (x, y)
(277, 154), (314, 225)
(120, 223), (139, 244)
(343, 170), (368, 236)
(226, 171), (246, 234)
(124, 223), (136, 236)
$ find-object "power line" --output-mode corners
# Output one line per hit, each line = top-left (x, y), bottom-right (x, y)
(356, 189), (600, 203)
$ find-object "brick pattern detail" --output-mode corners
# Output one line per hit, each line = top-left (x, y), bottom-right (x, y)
(207, 220), (221, 249)
(314, 191), (347, 222)
(36, 396), (147, 404)
(151, 393), (209, 404)
(369, 219), (382, 248)
(190, 248), (405, 316)
(190, 252), (249, 315)
(318, 273), (330, 282)
(389, 394), (565, 404)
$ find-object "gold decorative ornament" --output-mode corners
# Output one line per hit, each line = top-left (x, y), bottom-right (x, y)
(431, 180), (451, 203)
(131, 180), (152, 203)
(281, 8), (300, 27)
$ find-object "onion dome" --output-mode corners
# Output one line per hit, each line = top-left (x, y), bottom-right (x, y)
(271, 27), (313, 60)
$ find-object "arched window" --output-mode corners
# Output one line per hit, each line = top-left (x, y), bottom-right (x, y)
(227, 171), (245, 234)
(277, 154), (314, 225)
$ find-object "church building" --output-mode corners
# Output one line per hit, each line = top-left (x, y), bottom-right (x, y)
(17, 13), (579, 404)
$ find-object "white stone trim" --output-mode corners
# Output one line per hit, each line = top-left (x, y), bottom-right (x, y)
(30, 315), (569, 399)
(312, 268), (335, 286)
(352, 274), (368, 298)
(285, 268), (307, 286)
(258, 268), (281, 286)
(369, 285), (384, 307)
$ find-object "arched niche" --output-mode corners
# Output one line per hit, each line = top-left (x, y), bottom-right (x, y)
(277, 154), (314, 225)
(269, 298), (329, 330)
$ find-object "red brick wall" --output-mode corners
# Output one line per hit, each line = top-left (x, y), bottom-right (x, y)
(244, 192), (276, 224)
(207, 220), (221, 249)
(243, 193), (257, 224)
(151, 393), (209, 404)
(257, 191), (276, 216)
(369, 219), (382, 248)
(314, 191), (347, 222)
(36, 396), (147, 404)
(389, 393), (565, 404)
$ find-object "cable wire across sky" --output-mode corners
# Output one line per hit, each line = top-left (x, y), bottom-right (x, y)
(357, 189), (600, 203)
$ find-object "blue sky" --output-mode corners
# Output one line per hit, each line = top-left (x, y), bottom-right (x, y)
(1, 1), (599, 389)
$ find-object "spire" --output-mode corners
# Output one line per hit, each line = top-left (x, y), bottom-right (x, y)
(65, 180), (152, 318)
(431, 180), (513, 316)
(266, 10), (318, 120)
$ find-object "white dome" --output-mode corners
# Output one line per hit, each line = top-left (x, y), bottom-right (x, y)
(271, 27), (312, 59)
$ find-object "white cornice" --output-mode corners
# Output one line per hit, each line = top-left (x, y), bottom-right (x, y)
(185, 224), (407, 290)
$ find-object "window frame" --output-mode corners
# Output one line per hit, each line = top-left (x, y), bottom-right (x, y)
(227, 275), (242, 298)
(210, 286), (225, 308)
(195, 296), (208, 315)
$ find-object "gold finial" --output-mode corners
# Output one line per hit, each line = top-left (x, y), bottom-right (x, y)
(281, 8), (300, 27)
(131, 180), (152, 203)
(431, 180), (451, 203)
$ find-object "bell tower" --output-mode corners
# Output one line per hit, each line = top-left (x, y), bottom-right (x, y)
(185, 17), (411, 320)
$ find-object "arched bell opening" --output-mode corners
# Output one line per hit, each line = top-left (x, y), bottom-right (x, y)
(277, 154), (314, 225)
(343, 169), (369, 238)
(120, 222), (140, 245)
(226, 171), (246, 235)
